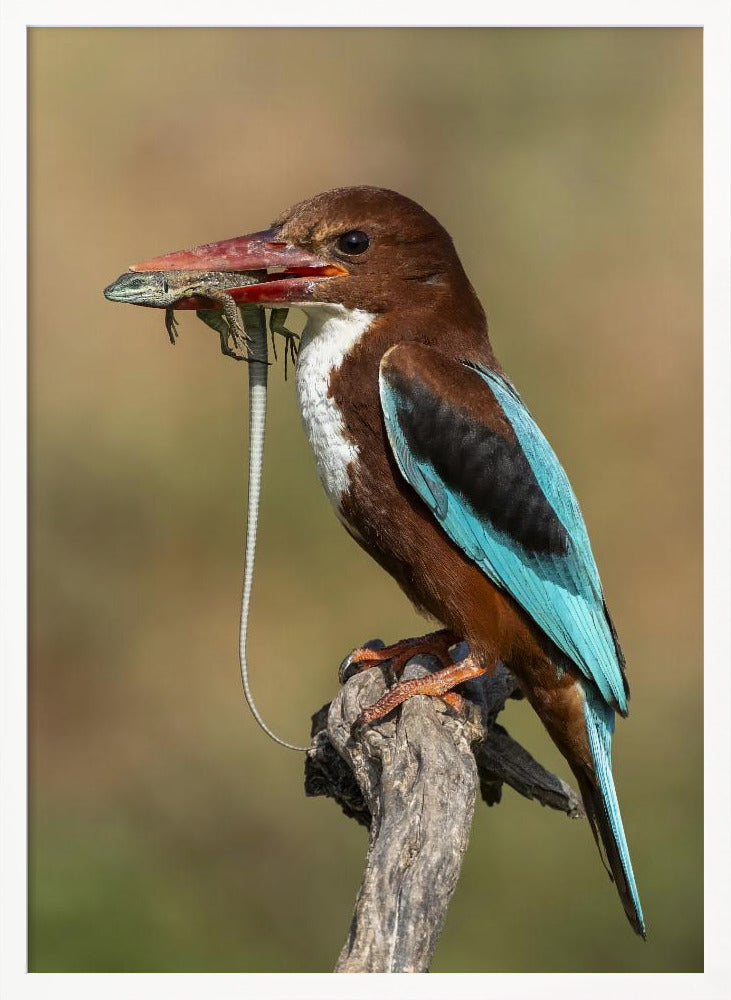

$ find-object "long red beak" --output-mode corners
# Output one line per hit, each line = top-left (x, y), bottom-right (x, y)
(129, 228), (346, 305)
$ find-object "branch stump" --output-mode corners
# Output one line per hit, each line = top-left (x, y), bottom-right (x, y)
(305, 653), (584, 973)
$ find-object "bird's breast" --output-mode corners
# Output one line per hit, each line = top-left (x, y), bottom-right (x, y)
(295, 305), (376, 512)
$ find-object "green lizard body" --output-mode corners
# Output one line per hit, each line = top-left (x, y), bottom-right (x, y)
(104, 270), (299, 366)
(104, 269), (260, 358)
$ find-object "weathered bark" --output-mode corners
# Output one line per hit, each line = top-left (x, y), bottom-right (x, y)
(305, 654), (583, 973)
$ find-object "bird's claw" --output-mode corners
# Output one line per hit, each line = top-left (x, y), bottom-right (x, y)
(339, 638), (386, 685)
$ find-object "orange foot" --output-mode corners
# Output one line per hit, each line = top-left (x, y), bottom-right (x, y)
(339, 628), (459, 686)
(351, 652), (488, 738)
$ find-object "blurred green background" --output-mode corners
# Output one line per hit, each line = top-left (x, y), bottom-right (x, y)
(28, 28), (702, 972)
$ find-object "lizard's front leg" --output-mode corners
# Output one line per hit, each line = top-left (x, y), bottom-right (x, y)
(190, 286), (249, 358)
(165, 308), (179, 345)
(181, 282), (249, 361)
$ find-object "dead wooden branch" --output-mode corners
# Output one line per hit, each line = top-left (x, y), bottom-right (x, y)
(305, 653), (583, 973)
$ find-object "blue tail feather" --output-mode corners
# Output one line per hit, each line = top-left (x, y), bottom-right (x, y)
(582, 685), (646, 938)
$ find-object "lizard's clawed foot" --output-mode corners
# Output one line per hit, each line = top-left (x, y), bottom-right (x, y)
(268, 308), (300, 378)
(221, 326), (268, 364)
(165, 308), (179, 345)
(219, 337), (249, 361)
(223, 317), (251, 360)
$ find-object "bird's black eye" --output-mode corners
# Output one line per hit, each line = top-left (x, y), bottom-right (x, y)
(337, 230), (370, 255)
(162, 277), (169, 293)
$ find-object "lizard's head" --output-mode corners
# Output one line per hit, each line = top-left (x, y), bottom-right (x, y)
(104, 271), (168, 304)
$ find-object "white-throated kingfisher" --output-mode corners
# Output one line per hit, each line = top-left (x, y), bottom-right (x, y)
(131, 186), (645, 937)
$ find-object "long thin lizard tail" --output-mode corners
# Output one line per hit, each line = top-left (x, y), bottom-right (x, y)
(237, 306), (308, 751)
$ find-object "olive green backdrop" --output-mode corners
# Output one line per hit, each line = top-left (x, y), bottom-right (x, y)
(28, 27), (702, 972)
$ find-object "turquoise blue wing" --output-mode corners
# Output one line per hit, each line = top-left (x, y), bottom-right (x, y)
(378, 344), (628, 713)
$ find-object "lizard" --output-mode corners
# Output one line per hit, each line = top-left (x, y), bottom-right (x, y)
(104, 269), (300, 366)
(104, 269), (261, 359)
(104, 269), (306, 749)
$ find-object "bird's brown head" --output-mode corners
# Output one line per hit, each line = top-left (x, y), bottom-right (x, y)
(130, 186), (485, 327)
(269, 186), (479, 315)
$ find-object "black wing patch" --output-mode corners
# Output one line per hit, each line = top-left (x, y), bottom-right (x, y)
(394, 377), (570, 556)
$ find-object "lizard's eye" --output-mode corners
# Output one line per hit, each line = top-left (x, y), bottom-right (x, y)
(162, 277), (169, 293)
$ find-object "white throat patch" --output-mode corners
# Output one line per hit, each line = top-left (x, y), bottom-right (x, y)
(295, 305), (376, 510)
